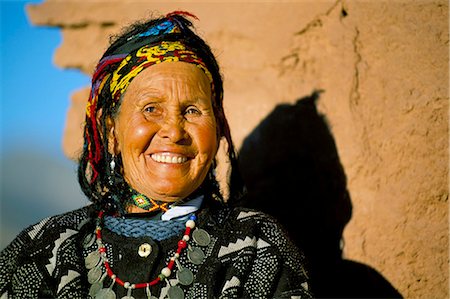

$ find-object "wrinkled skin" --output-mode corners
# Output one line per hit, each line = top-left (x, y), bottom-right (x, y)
(109, 62), (218, 209)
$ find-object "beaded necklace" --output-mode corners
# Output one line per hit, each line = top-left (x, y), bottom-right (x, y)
(131, 193), (169, 213)
(84, 210), (211, 299)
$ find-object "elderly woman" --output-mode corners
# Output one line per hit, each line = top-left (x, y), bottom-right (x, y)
(0, 12), (311, 299)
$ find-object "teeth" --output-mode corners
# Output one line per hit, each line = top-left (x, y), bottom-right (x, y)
(151, 154), (188, 164)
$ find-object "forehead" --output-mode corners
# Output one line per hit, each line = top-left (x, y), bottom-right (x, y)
(125, 62), (212, 97)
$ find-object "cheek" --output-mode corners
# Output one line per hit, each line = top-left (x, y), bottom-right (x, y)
(196, 123), (219, 157)
(119, 121), (156, 154)
(133, 126), (150, 140)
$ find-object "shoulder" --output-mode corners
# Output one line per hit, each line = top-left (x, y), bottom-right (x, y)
(1, 206), (91, 264)
(0, 206), (92, 297)
(228, 207), (297, 249)
(229, 207), (312, 297)
(204, 205), (297, 253)
(204, 206), (312, 297)
(209, 205), (287, 234)
(1, 206), (92, 260)
(215, 206), (309, 269)
(20, 205), (92, 242)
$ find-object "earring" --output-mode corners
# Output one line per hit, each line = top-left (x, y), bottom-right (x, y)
(105, 154), (125, 215)
(108, 155), (116, 187)
(110, 156), (116, 172)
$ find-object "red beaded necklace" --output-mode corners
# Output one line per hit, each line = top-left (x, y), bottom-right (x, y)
(90, 210), (196, 298)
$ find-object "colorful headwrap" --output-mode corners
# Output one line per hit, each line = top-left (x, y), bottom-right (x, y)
(110, 41), (213, 104)
(85, 12), (214, 182)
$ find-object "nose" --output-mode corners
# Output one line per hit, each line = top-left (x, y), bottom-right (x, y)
(157, 115), (188, 143)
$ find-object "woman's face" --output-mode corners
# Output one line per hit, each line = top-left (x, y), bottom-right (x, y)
(111, 62), (218, 202)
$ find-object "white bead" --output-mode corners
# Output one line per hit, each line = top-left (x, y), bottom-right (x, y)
(174, 253), (180, 258)
(124, 282), (130, 288)
(161, 267), (171, 277)
(182, 235), (190, 241)
(186, 220), (195, 228)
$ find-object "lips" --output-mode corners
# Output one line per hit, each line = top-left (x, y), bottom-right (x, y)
(150, 152), (189, 164)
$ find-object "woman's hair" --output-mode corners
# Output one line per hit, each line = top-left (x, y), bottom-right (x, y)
(77, 12), (244, 214)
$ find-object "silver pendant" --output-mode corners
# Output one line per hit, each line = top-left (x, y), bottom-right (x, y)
(192, 229), (211, 247)
(95, 288), (116, 299)
(83, 233), (96, 248)
(167, 285), (184, 299)
(85, 251), (101, 269)
(176, 267), (194, 286)
(89, 282), (103, 297)
(146, 285), (158, 299)
(187, 247), (205, 265)
(121, 285), (135, 299)
(88, 267), (103, 284)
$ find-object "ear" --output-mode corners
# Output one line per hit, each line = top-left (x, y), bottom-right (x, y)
(106, 117), (120, 155)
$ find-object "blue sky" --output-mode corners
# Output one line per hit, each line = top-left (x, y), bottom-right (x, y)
(1, 0), (91, 248)
(1, 0), (90, 156)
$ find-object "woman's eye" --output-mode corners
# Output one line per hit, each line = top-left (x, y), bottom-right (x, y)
(185, 107), (201, 115)
(144, 105), (157, 113)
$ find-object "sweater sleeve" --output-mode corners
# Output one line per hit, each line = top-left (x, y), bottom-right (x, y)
(1, 230), (25, 297)
(0, 208), (88, 299)
(271, 223), (313, 299)
(244, 212), (313, 299)
(0, 217), (52, 298)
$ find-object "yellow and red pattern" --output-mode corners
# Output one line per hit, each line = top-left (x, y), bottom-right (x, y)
(132, 194), (169, 212)
(110, 41), (213, 104)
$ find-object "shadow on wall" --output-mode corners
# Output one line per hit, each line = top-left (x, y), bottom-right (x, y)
(238, 91), (403, 298)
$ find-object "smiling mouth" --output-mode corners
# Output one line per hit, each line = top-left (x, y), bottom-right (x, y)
(150, 153), (189, 164)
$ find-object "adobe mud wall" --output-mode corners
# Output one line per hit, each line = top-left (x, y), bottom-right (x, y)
(27, 1), (449, 298)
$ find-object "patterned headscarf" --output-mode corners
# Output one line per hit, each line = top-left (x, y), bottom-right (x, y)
(85, 12), (215, 182)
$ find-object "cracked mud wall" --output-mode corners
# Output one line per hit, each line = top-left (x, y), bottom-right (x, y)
(275, 2), (448, 298)
(27, 1), (449, 298)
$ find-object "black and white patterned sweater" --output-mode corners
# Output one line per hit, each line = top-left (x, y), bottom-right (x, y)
(0, 205), (312, 298)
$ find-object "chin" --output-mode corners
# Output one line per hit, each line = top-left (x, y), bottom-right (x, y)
(147, 182), (198, 201)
